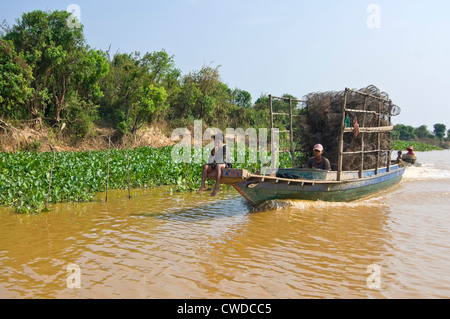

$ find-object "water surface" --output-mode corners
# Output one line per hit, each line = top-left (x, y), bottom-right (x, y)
(1, 150), (449, 298)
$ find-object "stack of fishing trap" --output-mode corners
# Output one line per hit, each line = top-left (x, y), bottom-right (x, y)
(295, 85), (401, 171)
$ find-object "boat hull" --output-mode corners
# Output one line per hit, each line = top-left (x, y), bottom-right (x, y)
(233, 166), (406, 206)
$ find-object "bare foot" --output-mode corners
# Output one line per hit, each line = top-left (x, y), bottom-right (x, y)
(210, 188), (220, 196)
(197, 187), (207, 194)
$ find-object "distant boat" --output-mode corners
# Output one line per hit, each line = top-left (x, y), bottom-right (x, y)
(215, 87), (406, 207)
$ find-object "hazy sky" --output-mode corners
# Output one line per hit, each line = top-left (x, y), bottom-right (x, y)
(2, 0), (450, 130)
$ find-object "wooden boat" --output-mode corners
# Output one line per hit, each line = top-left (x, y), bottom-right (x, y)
(216, 87), (406, 207)
(226, 166), (405, 206)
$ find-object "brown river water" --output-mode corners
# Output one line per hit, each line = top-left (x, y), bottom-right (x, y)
(1, 150), (449, 299)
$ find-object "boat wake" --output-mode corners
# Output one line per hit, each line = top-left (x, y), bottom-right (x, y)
(403, 164), (450, 181)
(253, 196), (388, 212)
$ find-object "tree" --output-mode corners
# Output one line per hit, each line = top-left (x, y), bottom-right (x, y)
(414, 125), (432, 139)
(168, 64), (224, 127)
(187, 65), (221, 122)
(0, 39), (33, 119)
(141, 50), (180, 123)
(141, 49), (176, 85)
(99, 52), (168, 135)
(433, 123), (446, 140)
(251, 95), (271, 128)
(71, 48), (109, 104)
(393, 124), (415, 141)
(3, 10), (107, 124)
(129, 84), (167, 134)
(231, 88), (252, 109)
(62, 49), (109, 139)
(168, 79), (202, 126)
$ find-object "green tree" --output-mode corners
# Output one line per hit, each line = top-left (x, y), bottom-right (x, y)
(99, 52), (168, 135)
(414, 125), (432, 139)
(393, 124), (415, 141)
(230, 88), (252, 109)
(251, 95), (271, 128)
(168, 64), (225, 127)
(141, 50), (180, 123)
(168, 79), (202, 126)
(142, 49), (177, 85)
(72, 48), (109, 103)
(130, 84), (167, 134)
(186, 65), (221, 122)
(391, 129), (400, 140)
(433, 123), (446, 140)
(0, 39), (33, 119)
(3, 10), (107, 125)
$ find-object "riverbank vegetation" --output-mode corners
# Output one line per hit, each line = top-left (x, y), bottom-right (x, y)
(0, 147), (297, 214)
(2, 9), (448, 154)
(0, 9), (271, 151)
(393, 141), (444, 152)
(392, 124), (449, 150)
(0, 139), (444, 214)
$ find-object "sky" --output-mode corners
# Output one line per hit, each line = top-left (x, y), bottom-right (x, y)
(2, 0), (450, 130)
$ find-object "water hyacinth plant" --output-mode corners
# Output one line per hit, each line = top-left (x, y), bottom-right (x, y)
(0, 146), (299, 214)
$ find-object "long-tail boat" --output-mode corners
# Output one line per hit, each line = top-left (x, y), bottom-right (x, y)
(215, 87), (406, 207)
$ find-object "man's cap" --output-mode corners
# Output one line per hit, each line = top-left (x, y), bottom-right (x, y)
(407, 146), (414, 151)
(313, 144), (324, 151)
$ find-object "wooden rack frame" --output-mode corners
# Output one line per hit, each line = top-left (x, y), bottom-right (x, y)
(269, 95), (305, 167)
(337, 88), (394, 181)
(268, 88), (397, 177)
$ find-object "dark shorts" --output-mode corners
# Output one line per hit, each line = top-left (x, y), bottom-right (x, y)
(209, 162), (233, 170)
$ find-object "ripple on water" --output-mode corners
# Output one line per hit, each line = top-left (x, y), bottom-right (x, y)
(1, 152), (450, 298)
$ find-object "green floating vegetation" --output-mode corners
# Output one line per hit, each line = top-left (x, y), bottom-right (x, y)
(393, 141), (444, 152)
(0, 146), (298, 214)
(1, 141), (443, 214)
